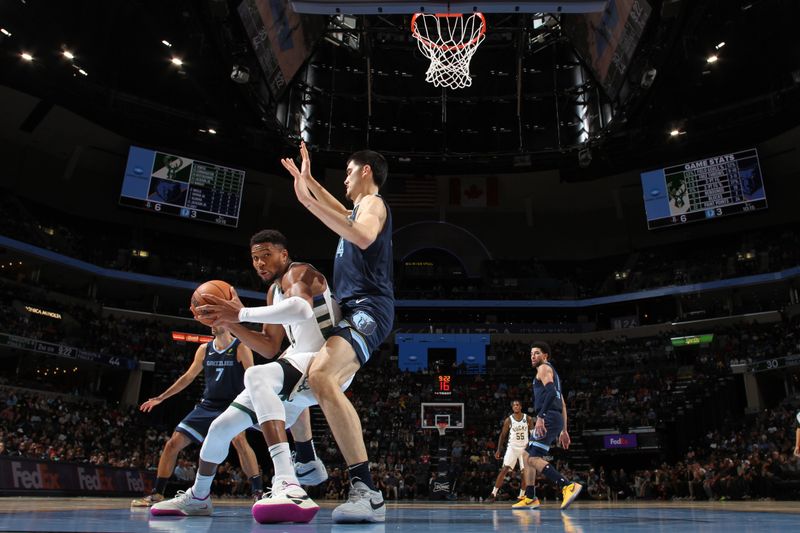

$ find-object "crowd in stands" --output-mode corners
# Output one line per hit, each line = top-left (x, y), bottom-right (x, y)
(1, 323), (799, 501)
(3, 195), (800, 304)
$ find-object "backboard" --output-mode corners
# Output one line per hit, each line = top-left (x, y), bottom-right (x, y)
(421, 402), (465, 430)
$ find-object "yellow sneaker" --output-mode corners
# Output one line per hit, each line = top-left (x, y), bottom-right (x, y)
(560, 483), (582, 509)
(131, 493), (164, 507)
(511, 497), (540, 509)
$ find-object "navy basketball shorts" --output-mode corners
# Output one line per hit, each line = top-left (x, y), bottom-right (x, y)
(175, 402), (227, 444)
(526, 412), (564, 458)
(330, 295), (394, 365)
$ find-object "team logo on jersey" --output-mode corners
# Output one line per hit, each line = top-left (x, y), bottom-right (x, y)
(351, 311), (377, 336)
(336, 237), (344, 257)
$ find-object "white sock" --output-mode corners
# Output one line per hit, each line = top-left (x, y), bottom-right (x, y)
(191, 473), (215, 499)
(269, 442), (296, 480)
(491, 487), (498, 496)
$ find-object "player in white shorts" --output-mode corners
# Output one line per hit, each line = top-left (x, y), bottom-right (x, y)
(488, 400), (532, 503)
(152, 230), (351, 523)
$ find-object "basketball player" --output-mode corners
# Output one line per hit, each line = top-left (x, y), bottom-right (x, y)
(513, 342), (582, 510)
(488, 400), (532, 502)
(281, 141), (393, 523)
(131, 325), (261, 507)
(154, 230), (350, 523)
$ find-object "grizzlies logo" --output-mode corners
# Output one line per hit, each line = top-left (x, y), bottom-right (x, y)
(351, 310), (377, 336)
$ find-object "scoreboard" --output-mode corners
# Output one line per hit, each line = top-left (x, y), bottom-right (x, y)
(641, 148), (767, 230)
(120, 146), (245, 227)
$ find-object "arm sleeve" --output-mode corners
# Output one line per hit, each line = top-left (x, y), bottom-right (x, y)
(536, 383), (557, 418)
(238, 296), (314, 325)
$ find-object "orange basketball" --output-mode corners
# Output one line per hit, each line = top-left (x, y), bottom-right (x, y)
(190, 280), (234, 326)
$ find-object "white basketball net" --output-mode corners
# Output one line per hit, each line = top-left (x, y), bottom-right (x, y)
(411, 12), (486, 90)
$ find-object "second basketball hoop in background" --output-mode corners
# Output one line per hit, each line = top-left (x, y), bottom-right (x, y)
(411, 11), (486, 89)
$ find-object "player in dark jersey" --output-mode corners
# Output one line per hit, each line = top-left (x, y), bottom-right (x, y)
(281, 141), (393, 523)
(513, 341), (582, 510)
(131, 326), (260, 507)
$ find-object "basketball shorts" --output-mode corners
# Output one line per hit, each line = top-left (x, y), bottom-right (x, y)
(175, 403), (227, 444)
(229, 350), (354, 427)
(503, 446), (527, 469)
(526, 412), (564, 458)
(331, 295), (394, 365)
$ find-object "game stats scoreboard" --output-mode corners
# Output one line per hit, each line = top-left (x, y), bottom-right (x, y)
(120, 146), (244, 227)
(641, 148), (767, 230)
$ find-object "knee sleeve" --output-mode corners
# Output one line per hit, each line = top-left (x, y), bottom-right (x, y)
(243, 363), (287, 425)
(199, 407), (253, 465)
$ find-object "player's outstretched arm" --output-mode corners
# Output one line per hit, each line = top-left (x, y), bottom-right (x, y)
(281, 141), (349, 216)
(295, 179), (386, 250)
(139, 344), (205, 412)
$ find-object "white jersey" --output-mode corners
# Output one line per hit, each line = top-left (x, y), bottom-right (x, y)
(270, 262), (341, 354)
(508, 414), (529, 450)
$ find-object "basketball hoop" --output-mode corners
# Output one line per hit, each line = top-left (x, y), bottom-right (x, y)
(436, 421), (449, 436)
(411, 12), (486, 89)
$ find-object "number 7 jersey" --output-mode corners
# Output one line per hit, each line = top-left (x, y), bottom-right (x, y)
(201, 338), (245, 409)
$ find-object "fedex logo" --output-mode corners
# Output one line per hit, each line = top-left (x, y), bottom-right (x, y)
(603, 434), (638, 449)
(77, 467), (115, 491)
(11, 462), (61, 490)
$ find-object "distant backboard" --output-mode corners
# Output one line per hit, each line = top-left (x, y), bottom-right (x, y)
(291, 1), (606, 15)
(421, 402), (465, 430)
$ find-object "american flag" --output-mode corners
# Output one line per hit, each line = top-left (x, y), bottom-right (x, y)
(382, 175), (438, 210)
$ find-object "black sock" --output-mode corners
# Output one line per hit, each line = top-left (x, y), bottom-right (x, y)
(249, 474), (263, 494)
(294, 439), (316, 464)
(525, 485), (537, 499)
(154, 477), (169, 495)
(348, 461), (375, 491)
(541, 464), (569, 488)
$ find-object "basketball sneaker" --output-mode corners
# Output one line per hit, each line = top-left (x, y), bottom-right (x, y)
(131, 493), (164, 507)
(511, 496), (540, 509)
(295, 457), (328, 486)
(331, 481), (386, 523)
(560, 482), (583, 509)
(251, 477), (319, 524)
(150, 490), (212, 516)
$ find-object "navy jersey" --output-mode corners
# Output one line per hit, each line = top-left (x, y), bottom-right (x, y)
(533, 362), (563, 416)
(201, 338), (245, 409)
(333, 195), (394, 303)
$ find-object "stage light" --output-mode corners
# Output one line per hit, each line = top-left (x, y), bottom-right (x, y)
(162, 39), (173, 47)
(208, 128), (217, 135)
(171, 57), (183, 66)
(62, 50), (74, 59)
(715, 41), (725, 50)
(706, 55), (718, 64)
(0, 28), (11, 37)
(78, 68), (87, 76)
(21, 52), (33, 61)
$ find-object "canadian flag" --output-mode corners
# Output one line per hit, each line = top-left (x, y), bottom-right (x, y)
(449, 176), (498, 207)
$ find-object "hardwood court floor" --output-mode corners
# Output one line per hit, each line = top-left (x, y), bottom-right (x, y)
(0, 498), (797, 532)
